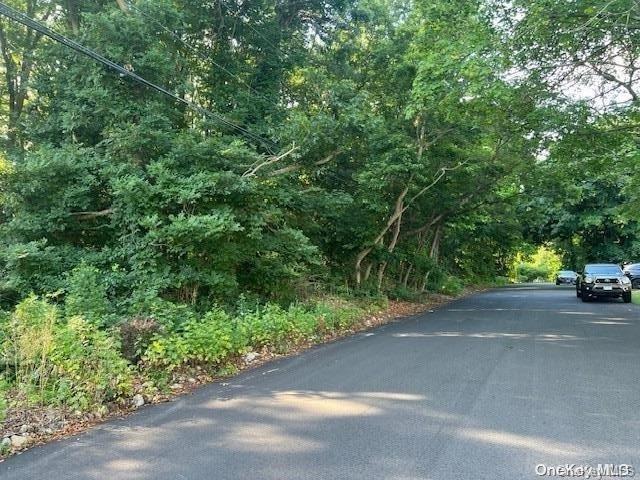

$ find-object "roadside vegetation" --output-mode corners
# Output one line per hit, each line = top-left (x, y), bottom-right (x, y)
(510, 246), (563, 283)
(0, 0), (639, 456)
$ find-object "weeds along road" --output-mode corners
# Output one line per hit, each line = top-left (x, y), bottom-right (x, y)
(2, 286), (639, 480)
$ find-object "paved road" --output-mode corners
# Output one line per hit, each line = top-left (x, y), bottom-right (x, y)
(2, 286), (639, 479)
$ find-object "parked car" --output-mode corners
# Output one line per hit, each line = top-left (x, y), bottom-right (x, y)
(555, 270), (578, 285)
(622, 263), (640, 289)
(576, 263), (632, 303)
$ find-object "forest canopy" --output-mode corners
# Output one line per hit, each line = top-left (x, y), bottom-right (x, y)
(0, 0), (638, 310)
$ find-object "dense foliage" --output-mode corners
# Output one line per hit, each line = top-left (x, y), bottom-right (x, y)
(0, 0), (548, 310)
(0, 0), (639, 419)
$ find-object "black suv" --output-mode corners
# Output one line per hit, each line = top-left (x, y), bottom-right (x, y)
(576, 263), (632, 303)
(622, 263), (640, 289)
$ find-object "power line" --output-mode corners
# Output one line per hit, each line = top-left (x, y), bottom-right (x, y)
(0, 1), (277, 151)
(244, 22), (287, 59)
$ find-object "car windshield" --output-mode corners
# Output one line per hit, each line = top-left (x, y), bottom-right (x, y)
(558, 271), (575, 275)
(624, 263), (640, 271)
(585, 265), (622, 274)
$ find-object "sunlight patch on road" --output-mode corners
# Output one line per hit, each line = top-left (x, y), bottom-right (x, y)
(354, 392), (425, 401)
(584, 320), (631, 325)
(103, 459), (150, 475)
(225, 423), (322, 453)
(444, 309), (599, 316)
(392, 332), (582, 341)
(272, 391), (382, 417)
(456, 427), (587, 456)
(205, 390), (393, 420)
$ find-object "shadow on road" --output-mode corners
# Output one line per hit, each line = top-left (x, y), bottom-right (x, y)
(2, 285), (639, 480)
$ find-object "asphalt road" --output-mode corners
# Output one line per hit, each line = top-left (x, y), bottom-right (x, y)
(2, 286), (639, 480)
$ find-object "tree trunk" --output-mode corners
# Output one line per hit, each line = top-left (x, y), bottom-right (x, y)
(65, 0), (80, 33)
(0, 8), (50, 153)
(429, 224), (442, 261)
(354, 183), (410, 286)
(402, 264), (413, 288)
(398, 261), (405, 284)
(376, 206), (405, 291)
(355, 246), (373, 286)
(363, 261), (374, 283)
(421, 271), (431, 293)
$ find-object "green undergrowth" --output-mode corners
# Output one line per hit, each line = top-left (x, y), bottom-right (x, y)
(0, 293), (389, 417)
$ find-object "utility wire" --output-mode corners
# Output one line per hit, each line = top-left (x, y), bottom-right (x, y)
(125, 0), (277, 108)
(0, 1), (277, 151)
(244, 21), (287, 59)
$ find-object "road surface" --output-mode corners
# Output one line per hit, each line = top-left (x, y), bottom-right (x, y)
(2, 286), (639, 479)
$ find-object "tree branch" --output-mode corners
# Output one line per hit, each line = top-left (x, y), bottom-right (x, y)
(69, 208), (115, 220)
(269, 148), (342, 176)
(242, 145), (298, 177)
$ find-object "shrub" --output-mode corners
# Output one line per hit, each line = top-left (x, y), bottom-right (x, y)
(240, 304), (293, 352)
(49, 316), (133, 410)
(1, 295), (57, 401)
(65, 264), (111, 327)
(143, 299), (364, 370)
(285, 304), (318, 342)
(129, 297), (197, 329)
(0, 378), (8, 422)
(143, 308), (236, 370)
(239, 303), (321, 352)
(312, 301), (363, 333)
(516, 263), (548, 282)
(118, 316), (164, 363)
(424, 266), (447, 292)
(387, 286), (422, 302)
(439, 276), (464, 296)
(1, 296), (132, 410)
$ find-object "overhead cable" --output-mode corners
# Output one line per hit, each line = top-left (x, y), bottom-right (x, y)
(0, 1), (277, 151)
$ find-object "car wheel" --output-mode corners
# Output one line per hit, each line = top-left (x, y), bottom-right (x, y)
(576, 288), (581, 298)
(556, 280), (560, 285)
(623, 292), (632, 303)
(632, 279), (640, 290)
(581, 293), (590, 302)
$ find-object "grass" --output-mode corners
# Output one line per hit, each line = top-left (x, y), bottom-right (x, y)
(633, 290), (640, 305)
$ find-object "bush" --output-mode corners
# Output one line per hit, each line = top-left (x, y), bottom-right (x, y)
(239, 304), (295, 352)
(387, 286), (422, 302)
(439, 276), (464, 296)
(0, 378), (8, 422)
(516, 263), (549, 282)
(311, 300), (363, 333)
(118, 316), (164, 363)
(1, 295), (57, 401)
(65, 264), (111, 327)
(143, 308), (237, 370)
(142, 298), (368, 370)
(286, 304), (318, 342)
(512, 246), (563, 282)
(128, 297), (197, 329)
(1, 296), (133, 410)
(49, 316), (133, 410)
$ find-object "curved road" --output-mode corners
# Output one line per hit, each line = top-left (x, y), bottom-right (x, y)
(2, 286), (639, 479)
